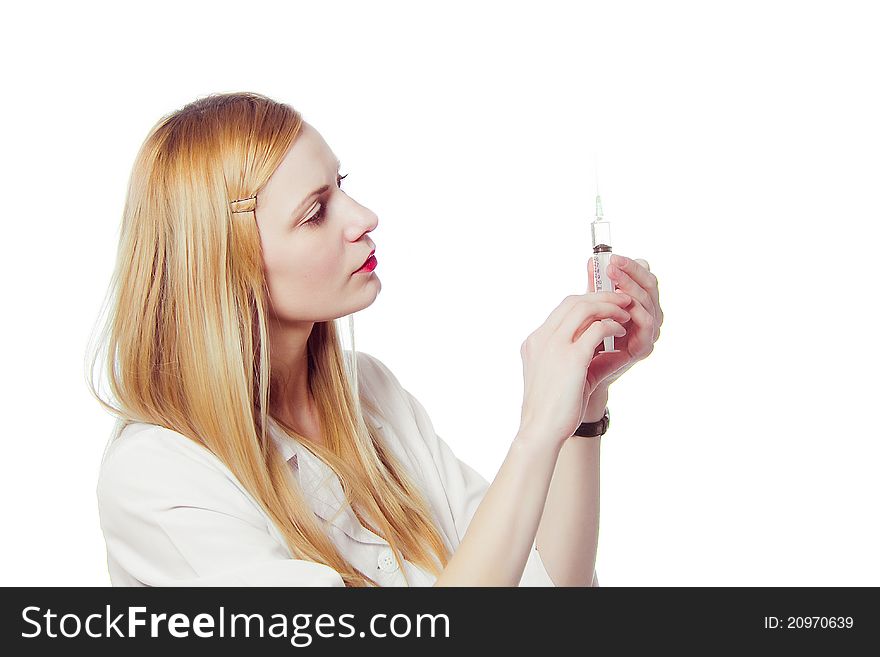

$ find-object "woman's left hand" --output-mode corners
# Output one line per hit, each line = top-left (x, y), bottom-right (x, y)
(584, 254), (663, 395)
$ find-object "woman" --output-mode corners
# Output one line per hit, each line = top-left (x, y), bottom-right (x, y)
(88, 91), (663, 587)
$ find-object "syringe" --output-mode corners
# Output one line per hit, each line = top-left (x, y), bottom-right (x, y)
(590, 179), (620, 354)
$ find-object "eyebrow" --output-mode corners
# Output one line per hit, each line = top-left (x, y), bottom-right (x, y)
(292, 158), (342, 221)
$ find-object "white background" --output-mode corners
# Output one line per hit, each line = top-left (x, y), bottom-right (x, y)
(1, 0), (877, 586)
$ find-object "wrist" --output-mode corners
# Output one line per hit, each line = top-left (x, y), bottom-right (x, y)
(514, 425), (568, 455)
(572, 405), (610, 438)
(582, 387), (609, 423)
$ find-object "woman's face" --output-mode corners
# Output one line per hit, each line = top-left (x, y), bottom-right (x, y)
(254, 122), (380, 323)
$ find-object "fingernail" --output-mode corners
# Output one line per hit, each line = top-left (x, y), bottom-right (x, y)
(612, 255), (626, 267)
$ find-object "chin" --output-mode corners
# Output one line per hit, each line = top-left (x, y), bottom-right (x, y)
(339, 279), (381, 317)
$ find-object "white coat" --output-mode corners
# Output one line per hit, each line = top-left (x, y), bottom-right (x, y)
(96, 352), (581, 586)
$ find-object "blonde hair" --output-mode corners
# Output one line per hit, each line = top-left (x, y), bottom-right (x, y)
(85, 91), (451, 586)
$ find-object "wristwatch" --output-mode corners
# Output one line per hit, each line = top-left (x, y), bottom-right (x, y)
(572, 407), (610, 437)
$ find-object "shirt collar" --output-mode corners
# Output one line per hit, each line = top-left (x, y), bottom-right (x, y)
(266, 414), (388, 547)
(266, 414), (384, 468)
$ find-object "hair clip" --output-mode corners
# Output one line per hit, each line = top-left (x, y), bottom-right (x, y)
(230, 194), (257, 213)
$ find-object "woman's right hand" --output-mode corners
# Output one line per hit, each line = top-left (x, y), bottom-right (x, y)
(518, 291), (632, 449)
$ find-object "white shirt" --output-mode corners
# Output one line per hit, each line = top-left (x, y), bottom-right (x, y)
(97, 351), (576, 586)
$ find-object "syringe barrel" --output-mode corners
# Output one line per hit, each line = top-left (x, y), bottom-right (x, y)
(591, 248), (615, 294)
(590, 219), (620, 353)
(591, 220), (612, 249)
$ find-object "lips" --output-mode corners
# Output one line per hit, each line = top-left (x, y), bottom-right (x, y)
(355, 249), (376, 272)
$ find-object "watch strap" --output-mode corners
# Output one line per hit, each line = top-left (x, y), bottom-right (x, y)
(572, 407), (610, 437)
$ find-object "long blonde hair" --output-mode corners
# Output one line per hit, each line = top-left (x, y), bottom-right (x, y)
(85, 91), (451, 586)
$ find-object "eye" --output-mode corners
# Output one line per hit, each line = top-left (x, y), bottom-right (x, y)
(305, 203), (327, 227)
(304, 172), (348, 228)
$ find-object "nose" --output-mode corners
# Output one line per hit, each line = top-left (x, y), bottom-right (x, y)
(363, 208), (378, 233)
(354, 207), (378, 239)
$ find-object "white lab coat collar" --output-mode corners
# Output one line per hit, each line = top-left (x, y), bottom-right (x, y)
(267, 415), (389, 548)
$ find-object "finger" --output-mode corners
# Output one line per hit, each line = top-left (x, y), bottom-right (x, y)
(591, 290), (633, 306)
(619, 279), (659, 345)
(612, 255), (662, 327)
(576, 318), (628, 359)
(634, 258), (663, 328)
(620, 294), (655, 347)
(560, 300), (632, 344)
(607, 262), (655, 319)
(610, 255), (657, 291)
(544, 290), (632, 335)
(588, 256), (630, 296)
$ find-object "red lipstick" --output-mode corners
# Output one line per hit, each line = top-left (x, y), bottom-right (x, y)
(354, 251), (377, 274)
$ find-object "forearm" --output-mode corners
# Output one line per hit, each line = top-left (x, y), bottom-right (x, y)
(535, 387), (606, 587)
(434, 430), (562, 586)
